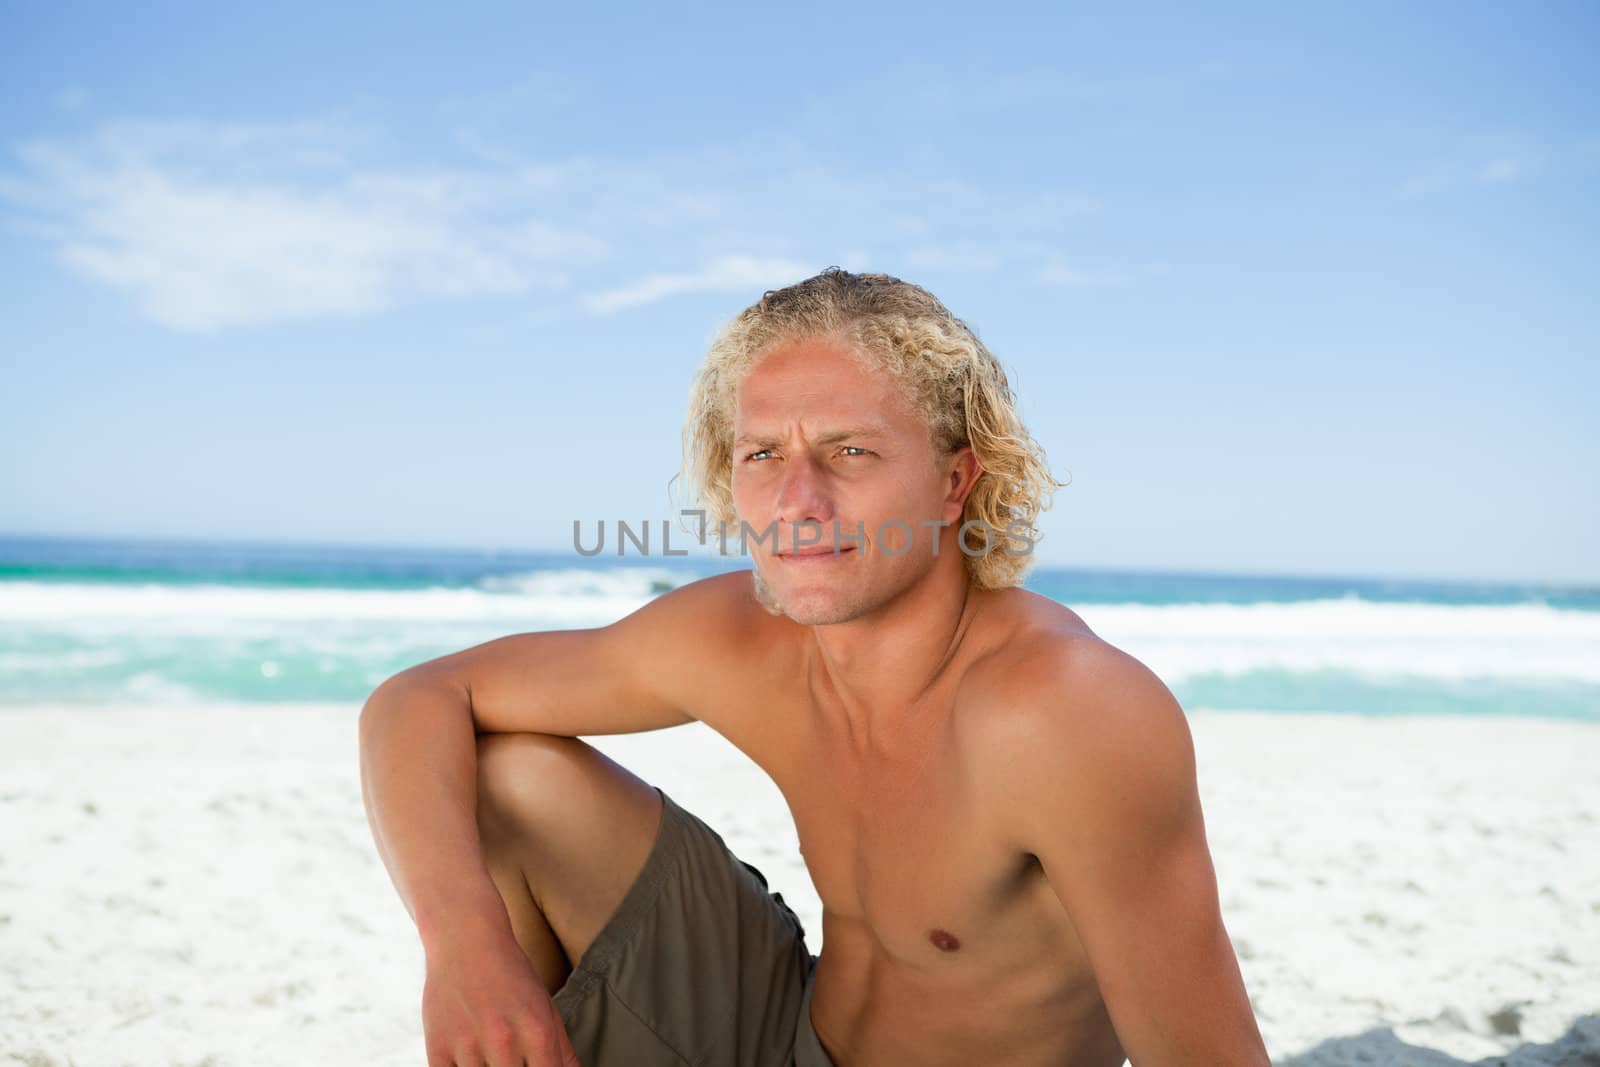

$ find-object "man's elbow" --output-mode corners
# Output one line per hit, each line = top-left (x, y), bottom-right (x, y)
(359, 670), (409, 737)
(358, 667), (469, 747)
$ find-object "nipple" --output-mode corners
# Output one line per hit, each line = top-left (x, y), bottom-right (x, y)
(928, 928), (961, 952)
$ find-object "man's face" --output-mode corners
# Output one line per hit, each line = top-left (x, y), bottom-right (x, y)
(729, 334), (976, 626)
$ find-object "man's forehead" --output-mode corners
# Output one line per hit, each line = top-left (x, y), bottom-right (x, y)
(732, 335), (923, 438)
(738, 335), (892, 392)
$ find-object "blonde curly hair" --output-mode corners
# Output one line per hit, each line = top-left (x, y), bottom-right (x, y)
(679, 268), (1065, 589)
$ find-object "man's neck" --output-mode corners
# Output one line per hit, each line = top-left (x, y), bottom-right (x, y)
(804, 557), (981, 751)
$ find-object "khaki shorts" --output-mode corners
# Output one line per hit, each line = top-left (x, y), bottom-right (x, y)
(551, 787), (837, 1067)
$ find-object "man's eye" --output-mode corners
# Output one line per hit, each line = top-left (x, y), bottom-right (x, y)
(841, 446), (871, 456)
(746, 449), (775, 461)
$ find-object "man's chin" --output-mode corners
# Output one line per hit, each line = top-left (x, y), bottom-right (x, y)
(751, 567), (862, 625)
(782, 599), (863, 626)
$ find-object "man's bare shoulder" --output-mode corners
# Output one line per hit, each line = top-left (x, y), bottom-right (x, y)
(619, 568), (806, 741)
(630, 568), (784, 645)
(620, 568), (803, 681)
(960, 585), (1167, 705)
(958, 590), (1193, 829)
(647, 568), (763, 617)
(957, 585), (1100, 704)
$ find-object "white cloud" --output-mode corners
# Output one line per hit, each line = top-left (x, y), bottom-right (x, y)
(2, 121), (604, 331)
(1, 117), (1108, 331)
(586, 255), (816, 314)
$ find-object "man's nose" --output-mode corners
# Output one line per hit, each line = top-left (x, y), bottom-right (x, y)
(774, 452), (834, 524)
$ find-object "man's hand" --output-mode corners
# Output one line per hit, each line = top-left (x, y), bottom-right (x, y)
(422, 923), (581, 1067)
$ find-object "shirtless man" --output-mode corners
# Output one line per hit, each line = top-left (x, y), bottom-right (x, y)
(360, 269), (1271, 1066)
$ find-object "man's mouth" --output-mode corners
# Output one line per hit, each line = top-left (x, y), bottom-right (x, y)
(776, 546), (857, 561)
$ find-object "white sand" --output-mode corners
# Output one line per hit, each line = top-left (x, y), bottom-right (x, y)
(1, 703), (1596, 1066)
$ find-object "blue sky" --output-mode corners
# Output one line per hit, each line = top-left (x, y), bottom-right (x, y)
(1, 3), (1595, 585)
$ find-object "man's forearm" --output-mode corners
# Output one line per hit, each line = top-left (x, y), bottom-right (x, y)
(358, 670), (513, 954)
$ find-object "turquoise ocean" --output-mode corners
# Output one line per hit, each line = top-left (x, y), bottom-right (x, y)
(2, 534), (1596, 722)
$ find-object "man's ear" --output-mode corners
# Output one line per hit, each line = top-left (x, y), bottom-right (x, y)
(942, 446), (985, 522)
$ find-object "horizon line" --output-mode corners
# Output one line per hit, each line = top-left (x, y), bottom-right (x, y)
(0, 526), (1594, 593)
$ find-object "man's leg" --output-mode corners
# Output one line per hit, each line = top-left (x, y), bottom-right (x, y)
(474, 731), (665, 995)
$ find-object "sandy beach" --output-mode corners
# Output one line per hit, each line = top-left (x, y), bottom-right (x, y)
(2, 703), (1596, 1066)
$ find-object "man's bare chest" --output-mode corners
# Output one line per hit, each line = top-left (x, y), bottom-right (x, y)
(734, 694), (1073, 972)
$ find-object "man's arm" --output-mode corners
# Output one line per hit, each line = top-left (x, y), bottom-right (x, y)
(989, 638), (1271, 1067)
(359, 570), (750, 947)
(358, 571), (757, 1064)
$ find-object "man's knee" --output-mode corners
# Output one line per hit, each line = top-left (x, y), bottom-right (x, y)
(473, 731), (665, 965)
(475, 731), (661, 855)
(476, 731), (591, 834)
